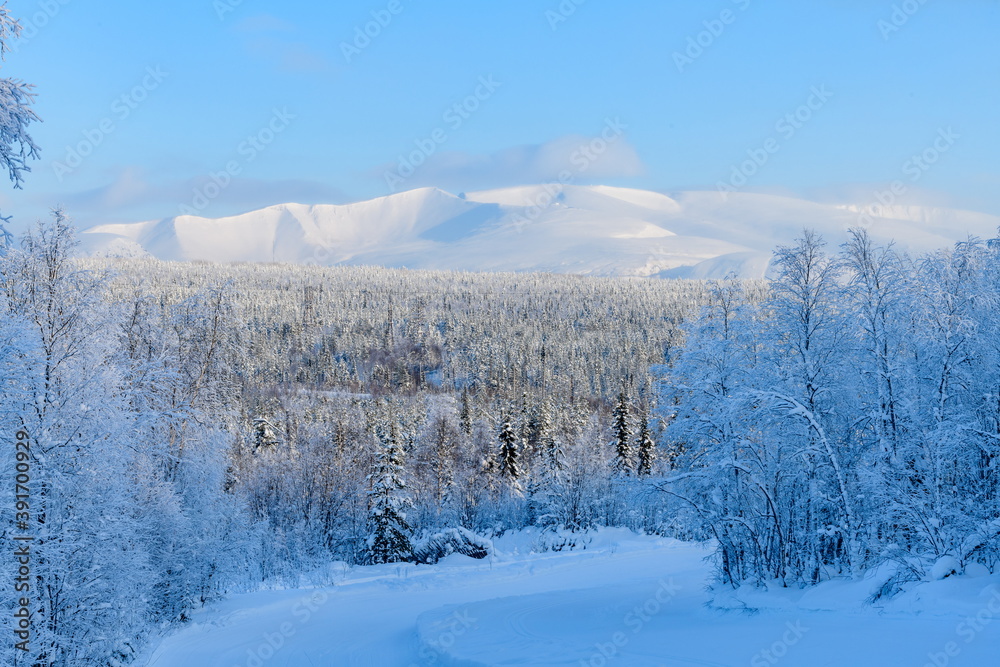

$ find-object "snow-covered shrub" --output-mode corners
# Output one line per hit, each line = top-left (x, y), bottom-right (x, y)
(412, 528), (492, 564)
(532, 527), (594, 553)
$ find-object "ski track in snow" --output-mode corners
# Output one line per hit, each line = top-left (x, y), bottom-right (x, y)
(142, 531), (1000, 666)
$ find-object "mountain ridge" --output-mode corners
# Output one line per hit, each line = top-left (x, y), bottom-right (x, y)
(82, 185), (1000, 279)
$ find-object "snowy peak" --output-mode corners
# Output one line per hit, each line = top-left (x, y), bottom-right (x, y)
(83, 185), (1000, 278)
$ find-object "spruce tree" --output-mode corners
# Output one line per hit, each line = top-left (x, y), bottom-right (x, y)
(497, 411), (522, 493)
(612, 390), (633, 475)
(367, 423), (412, 564)
(636, 408), (655, 477)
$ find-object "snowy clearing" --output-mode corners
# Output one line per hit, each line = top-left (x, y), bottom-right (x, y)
(143, 529), (1000, 666)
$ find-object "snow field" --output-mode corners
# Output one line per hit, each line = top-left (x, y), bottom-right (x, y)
(144, 529), (1000, 666)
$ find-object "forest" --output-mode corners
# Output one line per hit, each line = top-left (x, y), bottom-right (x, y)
(2, 214), (1000, 665)
(0, 214), (701, 665)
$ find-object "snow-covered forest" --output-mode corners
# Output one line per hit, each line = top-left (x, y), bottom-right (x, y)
(5, 212), (1000, 664)
(1, 215), (705, 665)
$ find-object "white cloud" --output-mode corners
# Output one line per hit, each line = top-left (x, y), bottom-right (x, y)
(35, 168), (349, 228)
(376, 133), (645, 192)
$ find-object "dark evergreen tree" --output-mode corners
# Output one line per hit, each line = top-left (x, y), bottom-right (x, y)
(367, 423), (413, 564)
(612, 390), (633, 475)
(497, 411), (522, 493)
(636, 407), (655, 477)
(252, 417), (280, 452)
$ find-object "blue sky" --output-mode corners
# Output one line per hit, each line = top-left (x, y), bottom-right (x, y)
(1, 0), (997, 230)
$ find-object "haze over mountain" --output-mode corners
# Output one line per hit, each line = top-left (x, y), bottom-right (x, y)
(82, 185), (1000, 279)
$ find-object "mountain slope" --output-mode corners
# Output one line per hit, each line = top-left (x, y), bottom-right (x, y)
(82, 186), (1000, 278)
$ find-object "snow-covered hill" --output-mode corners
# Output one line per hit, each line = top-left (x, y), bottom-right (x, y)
(82, 185), (1000, 279)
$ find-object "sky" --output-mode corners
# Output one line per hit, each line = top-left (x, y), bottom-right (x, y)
(0, 0), (997, 231)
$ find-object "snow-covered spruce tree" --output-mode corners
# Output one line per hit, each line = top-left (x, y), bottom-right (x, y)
(612, 389), (633, 475)
(497, 410), (523, 495)
(636, 405), (656, 477)
(368, 422), (413, 564)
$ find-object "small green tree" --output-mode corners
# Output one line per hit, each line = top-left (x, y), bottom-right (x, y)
(612, 390), (633, 475)
(497, 411), (522, 494)
(367, 423), (412, 564)
(636, 408), (656, 477)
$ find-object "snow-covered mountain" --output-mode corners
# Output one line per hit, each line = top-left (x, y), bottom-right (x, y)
(82, 185), (1000, 279)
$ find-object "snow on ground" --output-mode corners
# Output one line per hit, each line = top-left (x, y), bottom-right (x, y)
(142, 529), (1000, 666)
